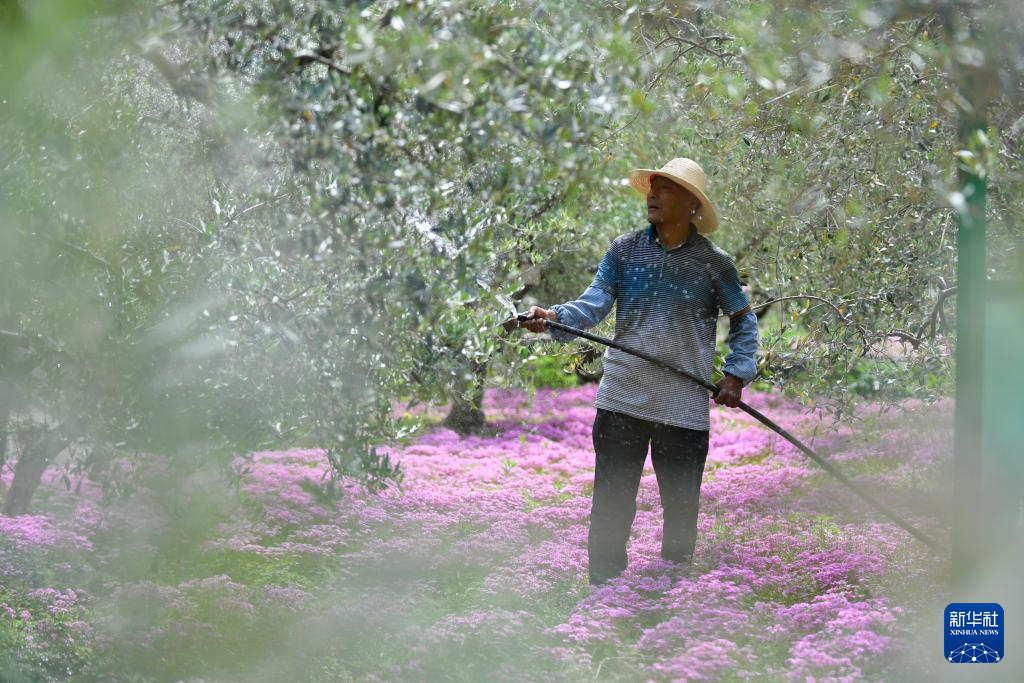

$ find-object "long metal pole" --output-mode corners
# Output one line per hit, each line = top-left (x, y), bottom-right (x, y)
(517, 313), (947, 554)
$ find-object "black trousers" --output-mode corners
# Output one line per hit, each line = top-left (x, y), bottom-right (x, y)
(588, 408), (710, 584)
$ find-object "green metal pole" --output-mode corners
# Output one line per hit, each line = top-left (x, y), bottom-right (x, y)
(951, 102), (987, 591)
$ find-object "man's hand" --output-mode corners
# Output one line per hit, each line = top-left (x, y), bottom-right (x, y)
(714, 374), (743, 408)
(520, 306), (557, 333)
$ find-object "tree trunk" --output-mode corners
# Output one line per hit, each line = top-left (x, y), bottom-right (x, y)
(442, 358), (488, 435)
(2, 429), (60, 516)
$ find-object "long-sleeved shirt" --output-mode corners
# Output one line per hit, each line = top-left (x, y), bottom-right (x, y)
(549, 223), (759, 431)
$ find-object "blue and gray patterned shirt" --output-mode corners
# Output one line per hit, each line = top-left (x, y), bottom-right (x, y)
(550, 223), (759, 431)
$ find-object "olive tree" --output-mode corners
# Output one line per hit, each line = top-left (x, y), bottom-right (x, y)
(589, 0), (1023, 417)
(1, 0), (651, 515)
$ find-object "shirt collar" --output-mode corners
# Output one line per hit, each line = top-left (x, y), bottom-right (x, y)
(646, 222), (698, 249)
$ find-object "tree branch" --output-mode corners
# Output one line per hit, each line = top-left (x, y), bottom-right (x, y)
(915, 286), (957, 340)
(0, 329), (67, 358)
(26, 230), (119, 276)
(753, 286), (960, 353)
(650, 33), (736, 60)
(137, 45), (213, 104)
(750, 294), (855, 322)
(295, 51), (351, 76)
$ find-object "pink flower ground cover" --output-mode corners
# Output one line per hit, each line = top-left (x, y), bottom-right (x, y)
(0, 385), (954, 681)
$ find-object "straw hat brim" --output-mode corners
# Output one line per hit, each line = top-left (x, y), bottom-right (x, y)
(628, 168), (720, 234)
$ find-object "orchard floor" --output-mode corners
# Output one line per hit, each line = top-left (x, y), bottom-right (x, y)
(2, 384), (959, 682)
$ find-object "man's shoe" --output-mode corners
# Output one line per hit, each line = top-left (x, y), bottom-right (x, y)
(661, 552), (693, 565)
(589, 566), (625, 586)
(662, 554), (696, 578)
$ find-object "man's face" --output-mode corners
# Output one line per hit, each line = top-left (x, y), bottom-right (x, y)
(646, 174), (700, 225)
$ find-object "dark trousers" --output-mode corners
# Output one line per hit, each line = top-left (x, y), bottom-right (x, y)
(588, 408), (710, 584)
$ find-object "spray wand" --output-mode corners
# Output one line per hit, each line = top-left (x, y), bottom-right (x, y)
(498, 294), (947, 554)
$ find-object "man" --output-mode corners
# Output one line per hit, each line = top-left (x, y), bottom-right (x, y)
(520, 157), (759, 585)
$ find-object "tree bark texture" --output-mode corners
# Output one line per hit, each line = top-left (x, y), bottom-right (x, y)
(442, 358), (488, 435)
(2, 429), (60, 516)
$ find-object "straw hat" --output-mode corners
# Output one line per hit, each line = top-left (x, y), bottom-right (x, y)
(628, 157), (720, 234)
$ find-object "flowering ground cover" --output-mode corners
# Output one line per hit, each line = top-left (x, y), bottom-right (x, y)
(1, 384), (955, 681)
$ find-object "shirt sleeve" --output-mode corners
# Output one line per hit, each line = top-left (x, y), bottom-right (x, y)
(547, 238), (619, 342)
(713, 251), (758, 385)
(589, 238), (620, 297)
(713, 253), (750, 317)
(549, 286), (615, 342)
(722, 310), (759, 386)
